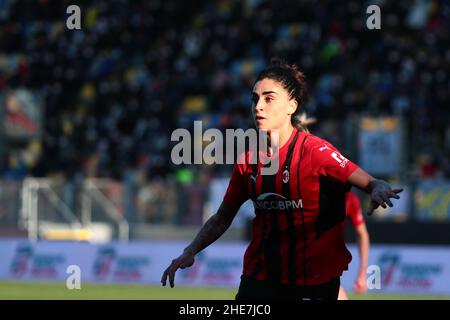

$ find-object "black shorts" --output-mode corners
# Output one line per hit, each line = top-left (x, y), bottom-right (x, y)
(235, 275), (340, 300)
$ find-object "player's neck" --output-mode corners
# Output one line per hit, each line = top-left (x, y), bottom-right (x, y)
(267, 124), (295, 155)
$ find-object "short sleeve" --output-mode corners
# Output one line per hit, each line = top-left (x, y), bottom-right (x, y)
(346, 192), (365, 227)
(309, 137), (359, 183)
(222, 162), (250, 211)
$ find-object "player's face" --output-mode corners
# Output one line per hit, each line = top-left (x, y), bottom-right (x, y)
(251, 78), (297, 131)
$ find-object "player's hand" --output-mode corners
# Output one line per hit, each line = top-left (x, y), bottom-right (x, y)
(366, 180), (403, 216)
(353, 273), (367, 294)
(161, 249), (195, 288)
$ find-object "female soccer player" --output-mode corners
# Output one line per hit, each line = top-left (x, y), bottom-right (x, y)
(161, 59), (402, 300)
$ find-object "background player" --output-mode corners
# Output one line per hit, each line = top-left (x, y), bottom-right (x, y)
(338, 191), (370, 300)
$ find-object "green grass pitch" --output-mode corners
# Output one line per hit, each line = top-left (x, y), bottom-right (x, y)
(0, 281), (449, 300)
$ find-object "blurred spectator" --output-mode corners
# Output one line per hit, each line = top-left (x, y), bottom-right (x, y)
(0, 0), (448, 183)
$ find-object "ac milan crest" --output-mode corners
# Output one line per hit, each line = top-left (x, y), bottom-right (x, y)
(282, 169), (289, 183)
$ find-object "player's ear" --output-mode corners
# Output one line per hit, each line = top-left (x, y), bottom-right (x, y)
(288, 99), (298, 115)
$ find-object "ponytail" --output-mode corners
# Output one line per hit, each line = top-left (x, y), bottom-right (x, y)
(292, 112), (317, 133)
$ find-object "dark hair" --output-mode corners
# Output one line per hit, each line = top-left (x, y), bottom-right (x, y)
(255, 58), (310, 132)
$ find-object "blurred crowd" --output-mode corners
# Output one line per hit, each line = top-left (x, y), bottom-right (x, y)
(1, 0), (449, 182)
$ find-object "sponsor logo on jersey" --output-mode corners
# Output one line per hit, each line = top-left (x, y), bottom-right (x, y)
(253, 192), (302, 210)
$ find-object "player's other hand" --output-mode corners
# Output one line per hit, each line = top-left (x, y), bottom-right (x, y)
(161, 249), (195, 288)
(353, 273), (367, 294)
(367, 180), (403, 216)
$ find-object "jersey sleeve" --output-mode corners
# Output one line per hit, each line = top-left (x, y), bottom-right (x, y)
(309, 137), (359, 183)
(222, 162), (250, 211)
(346, 192), (365, 227)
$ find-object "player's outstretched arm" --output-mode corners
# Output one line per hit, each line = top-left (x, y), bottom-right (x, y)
(161, 202), (238, 287)
(348, 168), (403, 216)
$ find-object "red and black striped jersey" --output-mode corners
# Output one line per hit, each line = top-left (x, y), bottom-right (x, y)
(223, 129), (359, 285)
(346, 192), (365, 228)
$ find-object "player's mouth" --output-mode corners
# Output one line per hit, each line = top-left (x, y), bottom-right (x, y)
(255, 115), (266, 123)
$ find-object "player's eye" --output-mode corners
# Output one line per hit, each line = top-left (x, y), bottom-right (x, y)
(251, 94), (259, 105)
(265, 96), (273, 103)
